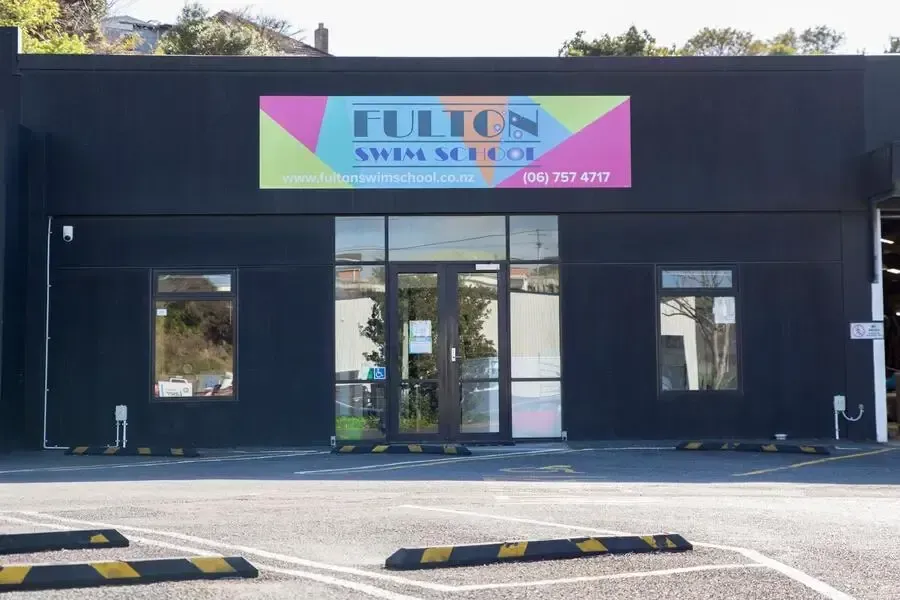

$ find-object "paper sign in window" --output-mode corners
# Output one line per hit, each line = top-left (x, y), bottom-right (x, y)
(713, 297), (736, 324)
(408, 320), (432, 354)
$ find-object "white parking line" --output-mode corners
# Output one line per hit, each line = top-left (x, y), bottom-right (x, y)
(402, 505), (858, 600)
(494, 497), (658, 505)
(18, 511), (456, 592)
(294, 448), (583, 475)
(0, 514), (422, 600)
(11, 511), (774, 595)
(452, 563), (767, 591)
(258, 564), (423, 600)
(0, 451), (328, 475)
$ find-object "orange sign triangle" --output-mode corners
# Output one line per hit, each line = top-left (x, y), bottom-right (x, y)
(439, 96), (508, 185)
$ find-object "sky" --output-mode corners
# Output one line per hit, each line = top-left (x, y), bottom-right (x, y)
(117, 0), (899, 56)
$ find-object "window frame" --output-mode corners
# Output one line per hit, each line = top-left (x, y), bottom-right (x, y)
(656, 265), (741, 395)
(331, 215), (564, 442)
(509, 258), (563, 440)
(150, 269), (238, 404)
(333, 217), (388, 439)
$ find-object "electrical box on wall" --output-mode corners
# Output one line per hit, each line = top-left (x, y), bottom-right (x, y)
(833, 395), (846, 412)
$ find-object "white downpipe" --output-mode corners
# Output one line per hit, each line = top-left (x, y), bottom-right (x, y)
(872, 209), (888, 443)
(42, 216), (65, 450)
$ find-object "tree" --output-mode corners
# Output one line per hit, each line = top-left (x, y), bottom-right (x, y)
(797, 26), (845, 54)
(660, 296), (737, 390)
(57, 0), (143, 53)
(888, 36), (900, 53)
(561, 24), (847, 58)
(681, 27), (767, 56)
(766, 29), (799, 56)
(358, 275), (497, 431)
(158, 3), (291, 56)
(558, 26), (676, 57)
(0, 0), (90, 53)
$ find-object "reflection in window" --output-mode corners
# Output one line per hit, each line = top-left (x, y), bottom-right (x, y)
(336, 217), (385, 262)
(335, 383), (385, 440)
(659, 296), (738, 391)
(457, 273), (499, 380)
(388, 216), (506, 261)
(510, 216), (559, 261)
(158, 274), (232, 293)
(335, 266), (385, 381)
(512, 381), (561, 438)
(154, 300), (234, 399)
(461, 382), (500, 434)
(400, 381), (439, 434)
(397, 273), (439, 381)
(661, 270), (733, 289)
(511, 265), (560, 379)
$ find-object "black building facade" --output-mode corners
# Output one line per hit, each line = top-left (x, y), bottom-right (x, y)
(1, 27), (898, 450)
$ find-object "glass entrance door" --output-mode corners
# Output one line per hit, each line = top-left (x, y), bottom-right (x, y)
(388, 263), (508, 442)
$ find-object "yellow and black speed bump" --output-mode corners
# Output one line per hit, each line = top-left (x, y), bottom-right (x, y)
(0, 529), (128, 555)
(385, 534), (692, 570)
(0, 556), (257, 592)
(332, 443), (471, 456)
(675, 441), (830, 455)
(65, 447), (200, 457)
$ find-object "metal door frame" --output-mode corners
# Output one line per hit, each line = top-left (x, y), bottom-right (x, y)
(386, 262), (510, 443)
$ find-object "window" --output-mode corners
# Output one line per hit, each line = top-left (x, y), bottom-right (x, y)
(335, 219), (387, 439)
(510, 246), (561, 438)
(661, 269), (732, 289)
(658, 268), (738, 392)
(336, 217), (385, 262)
(153, 272), (235, 400)
(509, 216), (559, 261)
(388, 216), (506, 261)
(510, 265), (560, 379)
(335, 266), (386, 382)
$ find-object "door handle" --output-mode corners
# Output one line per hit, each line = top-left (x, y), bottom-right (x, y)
(451, 347), (457, 362)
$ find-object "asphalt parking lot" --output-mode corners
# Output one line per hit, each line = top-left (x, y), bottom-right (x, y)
(0, 442), (898, 599)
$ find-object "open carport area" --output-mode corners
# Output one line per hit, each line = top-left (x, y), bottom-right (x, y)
(0, 443), (898, 599)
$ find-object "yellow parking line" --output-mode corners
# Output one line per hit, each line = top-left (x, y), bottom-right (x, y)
(733, 447), (897, 477)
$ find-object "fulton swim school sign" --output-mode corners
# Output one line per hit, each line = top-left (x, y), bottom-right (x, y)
(259, 96), (632, 189)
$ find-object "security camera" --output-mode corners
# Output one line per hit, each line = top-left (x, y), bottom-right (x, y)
(62, 225), (73, 242)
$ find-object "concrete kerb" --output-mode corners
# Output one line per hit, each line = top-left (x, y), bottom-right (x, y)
(0, 556), (258, 592)
(675, 441), (831, 455)
(0, 530), (129, 555)
(332, 443), (472, 456)
(65, 447), (201, 457)
(384, 534), (692, 570)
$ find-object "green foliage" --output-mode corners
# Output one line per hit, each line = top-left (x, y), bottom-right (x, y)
(682, 27), (766, 56)
(560, 24), (848, 57)
(766, 30), (798, 56)
(155, 300), (234, 389)
(335, 416), (382, 439)
(158, 2), (281, 56)
(558, 26), (675, 57)
(357, 275), (498, 430)
(797, 26), (845, 54)
(0, 0), (90, 54)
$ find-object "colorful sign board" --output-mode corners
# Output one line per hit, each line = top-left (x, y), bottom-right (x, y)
(259, 96), (631, 189)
